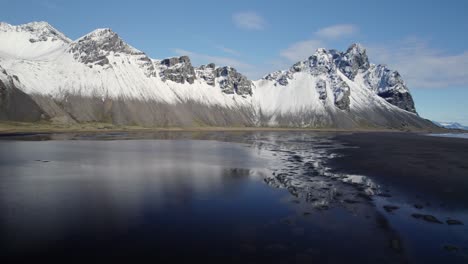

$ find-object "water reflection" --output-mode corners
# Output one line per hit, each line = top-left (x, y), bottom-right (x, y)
(0, 131), (463, 263)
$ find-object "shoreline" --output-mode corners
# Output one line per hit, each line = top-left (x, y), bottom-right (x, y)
(0, 121), (448, 135)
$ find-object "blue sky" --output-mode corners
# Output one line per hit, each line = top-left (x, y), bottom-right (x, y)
(2, 0), (468, 124)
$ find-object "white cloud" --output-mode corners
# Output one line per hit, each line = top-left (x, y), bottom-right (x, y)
(279, 39), (324, 62)
(367, 38), (468, 88)
(315, 24), (359, 39)
(215, 45), (241, 56)
(232, 11), (266, 30)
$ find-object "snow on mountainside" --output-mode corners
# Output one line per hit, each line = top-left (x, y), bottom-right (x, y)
(0, 21), (436, 129)
(0, 21), (70, 59)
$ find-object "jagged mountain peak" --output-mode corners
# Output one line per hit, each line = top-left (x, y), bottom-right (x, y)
(345, 43), (366, 55)
(261, 43), (416, 113)
(71, 28), (141, 54)
(80, 28), (114, 38)
(333, 43), (370, 80)
(68, 27), (145, 66)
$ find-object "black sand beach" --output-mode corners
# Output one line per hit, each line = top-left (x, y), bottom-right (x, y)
(329, 132), (468, 208)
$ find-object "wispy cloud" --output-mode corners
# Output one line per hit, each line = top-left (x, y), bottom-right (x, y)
(172, 48), (253, 71)
(315, 24), (359, 39)
(279, 39), (325, 62)
(367, 37), (468, 89)
(232, 11), (266, 30)
(215, 45), (241, 57)
(40, 0), (60, 10)
(279, 24), (359, 62)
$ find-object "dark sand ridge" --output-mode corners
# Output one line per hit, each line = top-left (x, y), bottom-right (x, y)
(329, 132), (468, 208)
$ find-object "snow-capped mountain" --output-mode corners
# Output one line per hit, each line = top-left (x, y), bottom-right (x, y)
(0, 21), (436, 129)
(432, 121), (468, 130)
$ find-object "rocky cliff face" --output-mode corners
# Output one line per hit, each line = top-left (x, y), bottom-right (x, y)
(0, 21), (435, 130)
(332, 44), (370, 80)
(195, 64), (252, 96)
(363, 64), (416, 113)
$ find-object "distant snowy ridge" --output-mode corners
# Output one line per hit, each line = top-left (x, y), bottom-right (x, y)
(0, 21), (437, 129)
(432, 121), (468, 130)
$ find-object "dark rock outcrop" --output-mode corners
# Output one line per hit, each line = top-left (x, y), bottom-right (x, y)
(332, 76), (351, 111)
(316, 79), (327, 100)
(215, 66), (252, 96)
(158, 56), (196, 84)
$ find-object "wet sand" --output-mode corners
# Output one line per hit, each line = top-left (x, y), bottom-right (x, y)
(329, 132), (468, 208)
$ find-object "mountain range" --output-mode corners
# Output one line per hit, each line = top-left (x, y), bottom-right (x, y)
(0, 21), (437, 130)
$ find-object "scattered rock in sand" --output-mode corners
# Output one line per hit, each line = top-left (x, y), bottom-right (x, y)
(383, 205), (400, 213)
(295, 253), (313, 263)
(292, 227), (305, 236)
(446, 219), (464, 225)
(291, 155), (303, 162)
(316, 205), (329, 211)
(303, 212), (311, 216)
(240, 243), (256, 253)
(304, 170), (320, 177)
(411, 213), (443, 224)
(390, 239), (402, 252)
(414, 204), (424, 209)
(343, 199), (359, 204)
(356, 192), (373, 201)
(265, 244), (288, 251)
(377, 193), (392, 198)
(443, 245), (459, 252)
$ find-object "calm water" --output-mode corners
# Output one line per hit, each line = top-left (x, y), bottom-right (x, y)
(427, 133), (468, 139)
(0, 132), (466, 263)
